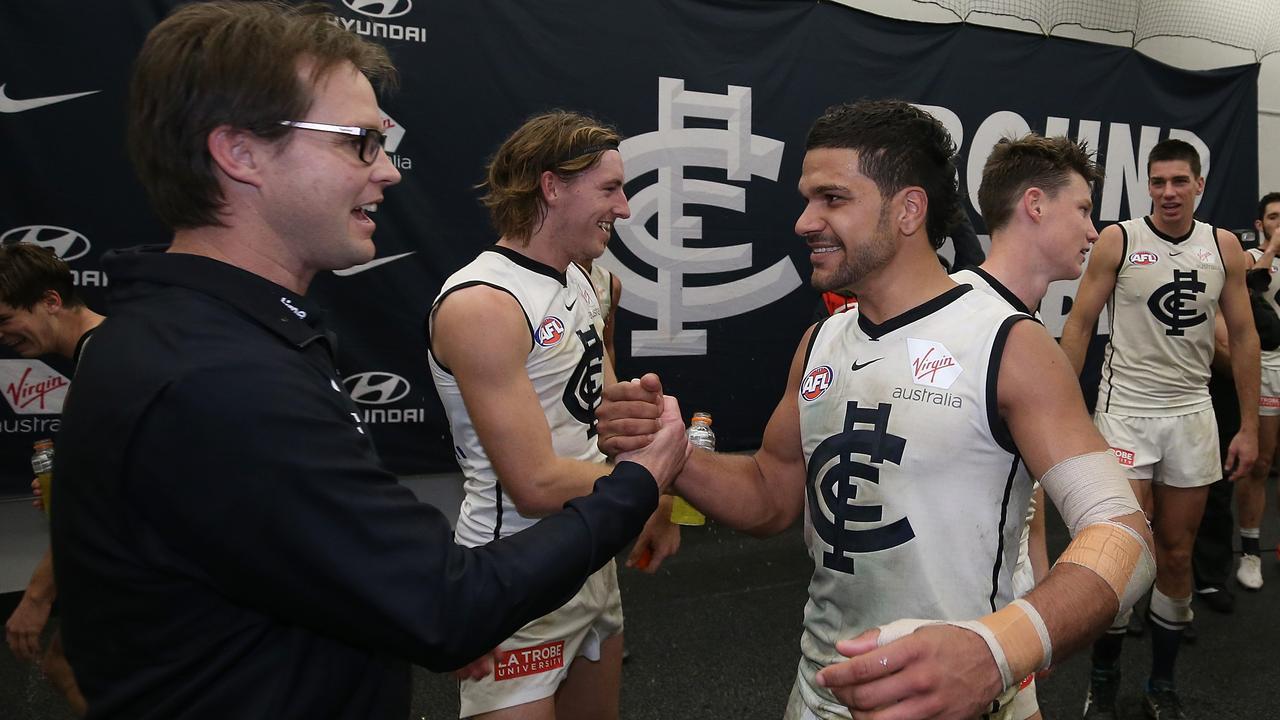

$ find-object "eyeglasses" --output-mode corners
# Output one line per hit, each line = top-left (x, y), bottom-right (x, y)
(278, 120), (387, 165)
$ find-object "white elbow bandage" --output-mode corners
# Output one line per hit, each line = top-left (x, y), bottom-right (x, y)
(1039, 451), (1142, 534)
(874, 598), (1051, 692)
(1040, 451), (1155, 613)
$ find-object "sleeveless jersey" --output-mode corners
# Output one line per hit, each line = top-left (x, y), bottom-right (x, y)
(586, 262), (614, 320)
(795, 284), (1034, 716)
(1247, 247), (1280, 371)
(1097, 217), (1224, 416)
(951, 268), (1040, 597)
(429, 246), (607, 547)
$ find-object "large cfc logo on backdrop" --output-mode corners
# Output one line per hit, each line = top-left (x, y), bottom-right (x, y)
(2, 225), (90, 261)
(601, 77), (799, 357)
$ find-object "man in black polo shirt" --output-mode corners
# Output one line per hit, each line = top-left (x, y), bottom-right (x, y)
(50, 3), (689, 717)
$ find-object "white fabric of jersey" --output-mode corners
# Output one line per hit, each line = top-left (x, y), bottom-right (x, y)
(1097, 217), (1224, 416)
(429, 246), (608, 547)
(1247, 248), (1280, 372)
(586, 262), (614, 321)
(953, 268), (1041, 598)
(794, 285), (1033, 717)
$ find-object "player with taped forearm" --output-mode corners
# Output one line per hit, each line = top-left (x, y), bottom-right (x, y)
(838, 450), (1155, 712)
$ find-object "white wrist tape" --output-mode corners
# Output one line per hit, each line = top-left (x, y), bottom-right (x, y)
(874, 598), (1051, 692)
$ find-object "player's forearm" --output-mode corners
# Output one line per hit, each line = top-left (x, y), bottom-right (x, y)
(499, 457), (616, 517)
(1020, 562), (1117, 662)
(673, 450), (797, 536)
(1229, 331), (1262, 430)
(24, 548), (56, 605)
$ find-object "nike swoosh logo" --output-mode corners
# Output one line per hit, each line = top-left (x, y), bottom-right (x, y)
(565, 298), (577, 310)
(851, 358), (883, 371)
(332, 251), (416, 277)
(0, 84), (100, 113)
(1169, 251), (1182, 256)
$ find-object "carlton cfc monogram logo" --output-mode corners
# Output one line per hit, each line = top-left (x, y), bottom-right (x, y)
(536, 316), (566, 347)
(806, 402), (914, 574)
(1147, 269), (1207, 336)
(801, 366), (833, 401)
(601, 77), (798, 357)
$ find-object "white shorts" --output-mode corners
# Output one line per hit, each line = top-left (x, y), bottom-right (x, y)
(459, 559), (624, 717)
(1093, 409), (1220, 488)
(1261, 366), (1280, 416)
(1007, 676), (1039, 720)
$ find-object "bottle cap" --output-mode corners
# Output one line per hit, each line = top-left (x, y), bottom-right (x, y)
(33, 438), (53, 451)
(692, 411), (712, 425)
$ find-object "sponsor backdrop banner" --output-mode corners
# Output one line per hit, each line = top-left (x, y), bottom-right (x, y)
(0, 1), (1258, 494)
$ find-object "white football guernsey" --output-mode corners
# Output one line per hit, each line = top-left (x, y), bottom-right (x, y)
(952, 268), (1041, 598)
(794, 284), (1034, 717)
(429, 246), (607, 547)
(1097, 218), (1224, 416)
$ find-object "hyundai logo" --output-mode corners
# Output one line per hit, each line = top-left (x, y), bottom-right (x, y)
(344, 371), (411, 405)
(343, 0), (412, 19)
(1, 225), (91, 261)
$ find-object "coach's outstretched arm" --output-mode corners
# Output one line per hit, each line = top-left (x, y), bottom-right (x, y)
(816, 320), (1154, 720)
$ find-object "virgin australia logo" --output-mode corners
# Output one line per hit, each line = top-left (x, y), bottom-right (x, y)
(0, 361), (70, 414)
(599, 77), (799, 356)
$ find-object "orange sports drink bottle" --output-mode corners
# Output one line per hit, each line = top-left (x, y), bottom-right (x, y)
(31, 438), (54, 517)
(670, 412), (714, 526)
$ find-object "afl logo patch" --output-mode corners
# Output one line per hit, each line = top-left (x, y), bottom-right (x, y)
(535, 316), (566, 347)
(1128, 251), (1158, 266)
(801, 365), (834, 401)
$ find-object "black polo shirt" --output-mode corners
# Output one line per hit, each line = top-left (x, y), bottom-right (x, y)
(51, 247), (657, 719)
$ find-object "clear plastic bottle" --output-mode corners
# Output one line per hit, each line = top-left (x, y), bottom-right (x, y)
(31, 438), (54, 518)
(670, 412), (713, 526)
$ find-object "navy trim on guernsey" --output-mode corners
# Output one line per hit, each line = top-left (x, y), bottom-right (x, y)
(802, 315), (832, 369)
(428, 281), (534, 376)
(1211, 226), (1225, 269)
(1101, 223), (1129, 414)
(494, 484), (504, 541)
(989, 455), (1022, 611)
(71, 326), (97, 371)
(1143, 215), (1194, 245)
(969, 266), (1033, 315)
(857, 284), (972, 340)
(985, 314), (1028, 456)
(488, 245), (568, 286)
(568, 261), (594, 290)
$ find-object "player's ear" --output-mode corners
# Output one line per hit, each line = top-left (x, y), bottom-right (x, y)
(540, 170), (560, 205)
(898, 187), (927, 236)
(1023, 187), (1045, 223)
